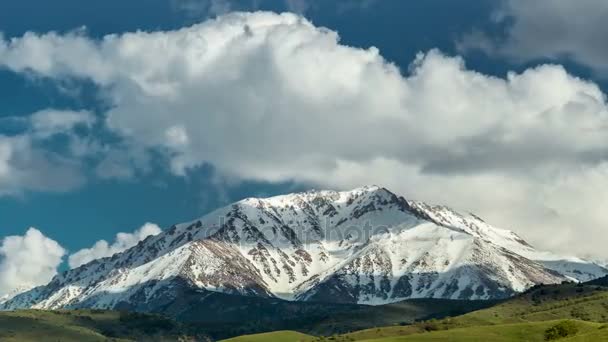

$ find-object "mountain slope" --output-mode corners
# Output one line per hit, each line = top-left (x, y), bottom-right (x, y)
(2, 186), (606, 311)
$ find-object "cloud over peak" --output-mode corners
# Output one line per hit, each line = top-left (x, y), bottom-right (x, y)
(0, 12), (607, 257)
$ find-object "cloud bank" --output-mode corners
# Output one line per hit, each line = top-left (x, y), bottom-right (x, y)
(68, 223), (162, 268)
(0, 228), (65, 298)
(0, 12), (607, 258)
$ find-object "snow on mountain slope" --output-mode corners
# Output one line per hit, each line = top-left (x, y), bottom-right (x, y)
(0, 286), (32, 305)
(407, 201), (608, 282)
(2, 186), (605, 311)
(296, 222), (564, 304)
(592, 259), (608, 269)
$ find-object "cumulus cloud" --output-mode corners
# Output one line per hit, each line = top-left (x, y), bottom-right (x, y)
(458, 0), (608, 76)
(68, 223), (162, 268)
(1, 12), (608, 258)
(0, 228), (65, 298)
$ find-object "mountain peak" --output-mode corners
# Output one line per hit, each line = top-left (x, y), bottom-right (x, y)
(2, 186), (606, 312)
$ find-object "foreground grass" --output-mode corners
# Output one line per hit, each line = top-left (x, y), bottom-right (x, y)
(360, 320), (604, 342)
(212, 320), (608, 342)
(220, 330), (315, 342)
(0, 310), (120, 342)
(341, 283), (608, 342)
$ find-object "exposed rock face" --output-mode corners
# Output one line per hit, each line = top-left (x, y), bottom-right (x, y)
(2, 186), (606, 311)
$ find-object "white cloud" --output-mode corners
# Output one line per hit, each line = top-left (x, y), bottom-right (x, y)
(458, 0), (608, 76)
(165, 125), (190, 148)
(68, 223), (162, 268)
(1, 12), (608, 258)
(0, 228), (65, 298)
(93, 143), (153, 180)
(28, 109), (96, 138)
(0, 134), (86, 196)
(0, 109), (95, 196)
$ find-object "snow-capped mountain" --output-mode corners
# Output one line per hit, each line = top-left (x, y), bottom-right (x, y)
(0, 286), (33, 305)
(2, 186), (606, 311)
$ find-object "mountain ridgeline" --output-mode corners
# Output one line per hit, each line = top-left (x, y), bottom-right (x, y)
(2, 186), (607, 315)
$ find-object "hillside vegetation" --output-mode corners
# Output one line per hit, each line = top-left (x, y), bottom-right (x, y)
(168, 290), (497, 339)
(4, 279), (607, 341)
(227, 281), (608, 342)
(0, 297), (495, 341)
(359, 320), (607, 342)
(340, 282), (608, 341)
(0, 309), (209, 342)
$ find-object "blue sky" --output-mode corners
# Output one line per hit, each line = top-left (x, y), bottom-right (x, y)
(1, 0), (608, 293)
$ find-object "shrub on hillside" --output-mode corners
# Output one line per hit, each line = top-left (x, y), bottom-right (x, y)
(570, 307), (591, 320)
(544, 321), (578, 340)
(417, 319), (440, 332)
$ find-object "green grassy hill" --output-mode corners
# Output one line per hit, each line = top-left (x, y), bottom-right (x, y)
(0, 309), (209, 341)
(0, 290), (496, 341)
(4, 280), (607, 341)
(168, 288), (498, 339)
(220, 331), (315, 342)
(226, 282), (608, 342)
(0, 297), (497, 341)
(360, 320), (607, 342)
(338, 282), (608, 341)
(444, 282), (608, 326)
